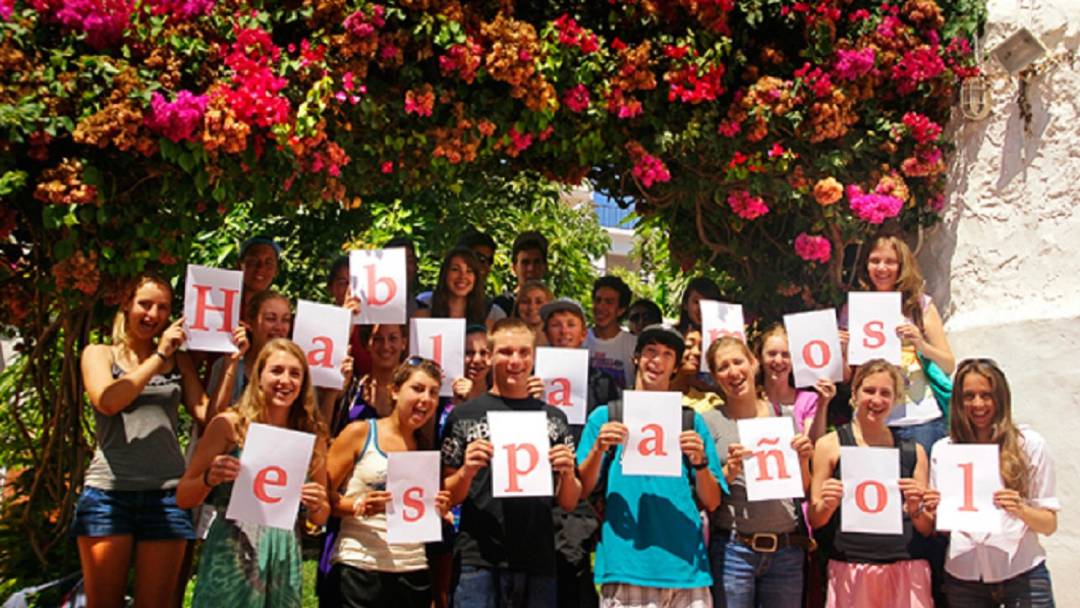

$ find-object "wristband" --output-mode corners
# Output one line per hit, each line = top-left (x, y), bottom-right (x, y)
(690, 457), (709, 470)
(154, 350), (169, 362)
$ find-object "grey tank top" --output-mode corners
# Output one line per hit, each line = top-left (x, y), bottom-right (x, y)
(84, 361), (187, 491)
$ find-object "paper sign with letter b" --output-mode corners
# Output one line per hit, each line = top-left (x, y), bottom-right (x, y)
(184, 265), (243, 353)
(225, 423), (315, 531)
(293, 299), (351, 390)
(840, 446), (902, 534)
(349, 248), (407, 325)
(386, 451), (443, 544)
(784, 309), (844, 388)
(409, 318), (465, 397)
(933, 444), (1002, 533)
(700, 300), (746, 372)
(738, 417), (803, 501)
(534, 347), (589, 426)
(848, 292), (902, 365)
(489, 411), (553, 498)
(621, 391), (682, 477)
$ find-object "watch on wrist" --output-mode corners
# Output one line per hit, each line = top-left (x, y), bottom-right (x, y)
(690, 458), (709, 470)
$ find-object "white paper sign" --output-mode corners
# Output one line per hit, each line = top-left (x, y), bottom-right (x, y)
(183, 264), (243, 353)
(386, 451), (443, 544)
(848, 292), (903, 365)
(700, 300), (746, 372)
(840, 446), (902, 534)
(535, 347), (589, 426)
(349, 248), (407, 325)
(409, 318), (465, 397)
(784, 309), (844, 388)
(738, 417), (803, 501)
(621, 391), (682, 477)
(225, 423), (316, 530)
(292, 299), (351, 390)
(933, 444), (1002, 533)
(489, 411), (553, 498)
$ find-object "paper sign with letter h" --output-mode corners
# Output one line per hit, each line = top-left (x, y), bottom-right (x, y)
(933, 444), (1002, 533)
(847, 292), (902, 365)
(700, 300), (746, 373)
(293, 299), (351, 390)
(489, 411), (553, 498)
(840, 446), (902, 534)
(409, 318), (465, 397)
(784, 309), (844, 388)
(184, 264), (243, 353)
(386, 451), (443, 544)
(225, 423), (316, 531)
(620, 391), (683, 477)
(737, 417), (804, 501)
(349, 248), (407, 325)
(534, 347), (589, 426)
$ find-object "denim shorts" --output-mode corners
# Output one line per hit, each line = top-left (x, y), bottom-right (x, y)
(73, 486), (195, 540)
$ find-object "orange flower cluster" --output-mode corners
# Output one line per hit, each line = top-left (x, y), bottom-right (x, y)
(901, 153), (946, 177)
(611, 42), (657, 93)
(201, 92), (251, 155)
(431, 105), (489, 164)
(813, 177), (843, 206)
(806, 90), (858, 143)
(903, 0), (944, 29)
(144, 44), (184, 90)
(480, 14), (556, 111)
(874, 171), (910, 204)
(732, 76), (798, 142)
(33, 159), (97, 205)
(52, 250), (101, 296)
(73, 99), (157, 156)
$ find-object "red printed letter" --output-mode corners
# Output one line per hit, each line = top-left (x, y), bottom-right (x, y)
(855, 480), (887, 513)
(863, 321), (886, 349)
(503, 443), (539, 493)
(958, 462), (977, 512)
(190, 285), (239, 332)
(307, 336), (334, 368)
(402, 487), (425, 522)
(547, 378), (571, 406)
(365, 265), (397, 306)
(752, 437), (791, 481)
(637, 423), (668, 456)
(802, 340), (831, 369)
(429, 334), (443, 365)
(253, 465), (287, 504)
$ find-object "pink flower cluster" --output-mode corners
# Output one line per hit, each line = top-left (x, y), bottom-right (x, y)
(221, 28), (290, 128)
(1, 0), (13, 20)
(891, 46), (946, 95)
(147, 0), (214, 19)
(46, 0), (134, 49)
(333, 71), (365, 105)
(832, 48), (876, 81)
(847, 185), (903, 224)
(794, 233), (831, 263)
(344, 4), (385, 38)
(794, 62), (833, 99)
(438, 39), (483, 84)
(631, 153), (671, 188)
(606, 90), (642, 119)
(876, 15), (903, 38)
(507, 126), (533, 154)
(553, 14), (599, 54)
(145, 90), (208, 142)
(717, 119), (741, 137)
(562, 84), (590, 113)
(666, 63), (725, 104)
(901, 111), (941, 145)
(727, 190), (769, 220)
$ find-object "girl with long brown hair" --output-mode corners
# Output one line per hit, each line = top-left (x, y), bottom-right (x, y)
(416, 247), (487, 325)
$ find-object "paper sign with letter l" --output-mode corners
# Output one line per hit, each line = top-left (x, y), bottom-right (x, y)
(184, 265), (243, 353)
(489, 411), (553, 498)
(409, 318), (465, 397)
(225, 423), (316, 531)
(534, 347), (589, 426)
(293, 299), (351, 390)
(784, 309), (844, 388)
(933, 444), (1002, 533)
(349, 248), (407, 325)
(738, 417), (803, 501)
(848, 292), (902, 365)
(621, 391), (682, 477)
(700, 300), (746, 372)
(840, 446), (902, 534)
(386, 451), (443, 544)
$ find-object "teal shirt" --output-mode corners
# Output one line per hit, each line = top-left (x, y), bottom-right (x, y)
(576, 405), (726, 589)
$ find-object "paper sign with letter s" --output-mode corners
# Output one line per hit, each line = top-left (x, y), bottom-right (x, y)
(621, 391), (682, 477)
(386, 451), (443, 544)
(349, 248), (407, 325)
(409, 318), (465, 397)
(848, 292), (902, 365)
(293, 299), (351, 390)
(488, 411), (553, 498)
(784, 309), (844, 388)
(184, 265), (243, 353)
(226, 423), (316, 531)
(534, 347), (589, 426)
(932, 444), (1002, 533)
(840, 446), (902, 534)
(700, 300), (746, 372)
(737, 417), (803, 501)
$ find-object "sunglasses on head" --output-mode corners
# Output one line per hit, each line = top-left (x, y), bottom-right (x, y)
(957, 357), (999, 369)
(405, 355), (441, 370)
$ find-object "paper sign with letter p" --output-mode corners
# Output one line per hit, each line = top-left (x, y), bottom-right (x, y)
(700, 300), (746, 372)
(840, 446), (902, 534)
(349, 248), (407, 325)
(784, 309), (844, 388)
(293, 299), (351, 390)
(848, 292), (902, 365)
(738, 417), (803, 501)
(489, 411), (553, 498)
(386, 451), (443, 544)
(184, 264), (243, 353)
(534, 347), (589, 426)
(225, 423), (315, 531)
(933, 444), (1002, 533)
(409, 318), (464, 396)
(621, 391), (682, 477)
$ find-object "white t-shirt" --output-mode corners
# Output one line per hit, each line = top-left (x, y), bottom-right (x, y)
(585, 329), (636, 390)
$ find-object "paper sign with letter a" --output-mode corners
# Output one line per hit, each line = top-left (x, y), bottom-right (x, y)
(621, 391), (682, 477)
(784, 309), (844, 388)
(409, 318), (464, 397)
(349, 248), (407, 325)
(292, 299), (351, 390)
(386, 451), (442, 544)
(840, 446), (902, 534)
(489, 411), (553, 498)
(848, 292), (902, 365)
(534, 347), (589, 426)
(226, 423), (315, 531)
(184, 265), (243, 353)
(738, 417), (803, 501)
(933, 444), (1002, 533)
(700, 300), (746, 372)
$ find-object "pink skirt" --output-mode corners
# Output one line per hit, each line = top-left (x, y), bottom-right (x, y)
(826, 559), (933, 608)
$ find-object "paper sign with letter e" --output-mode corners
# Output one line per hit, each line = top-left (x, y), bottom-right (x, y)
(933, 444), (1002, 533)
(183, 265), (242, 353)
(848, 292), (902, 365)
(701, 301), (746, 372)
(489, 411), (553, 498)
(621, 391), (683, 477)
(409, 318), (465, 397)
(738, 417), (803, 501)
(225, 423), (315, 531)
(534, 347), (589, 426)
(386, 451), (443, 544)
(784, 309), (844, 388)
(840, 446), (902, 534)
(349, 248), (407, 325)
(293, 299), (351, 390)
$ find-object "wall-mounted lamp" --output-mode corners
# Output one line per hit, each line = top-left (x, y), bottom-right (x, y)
(991, 27), (1047, 73)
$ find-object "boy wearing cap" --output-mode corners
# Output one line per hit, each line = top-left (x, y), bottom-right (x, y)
(585, 276), (636, 390)
(488, 231), (548, 322)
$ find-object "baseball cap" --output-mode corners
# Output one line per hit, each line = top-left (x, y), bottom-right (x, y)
(636, 323), (685, 361)
(239, 236), (282, 260)
(540, 297), (586, 325)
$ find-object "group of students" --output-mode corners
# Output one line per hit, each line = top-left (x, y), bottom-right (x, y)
(73, 229), (1059, 608)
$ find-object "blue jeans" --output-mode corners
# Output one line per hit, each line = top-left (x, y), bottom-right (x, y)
(453, 565), (556, 608)
(73, 486), (194, 540)
(892, 417), (948, 457)
(709, 533), (804, 608)
(944, 562), (1055, 608)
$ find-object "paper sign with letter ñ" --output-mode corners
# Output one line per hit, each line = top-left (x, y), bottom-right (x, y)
(621, 391), (683, 478)
(225, 423), (316, 531)
(183, 264), (243, 353)
(489, 411), (553, 498)
(700, 300), (746, 373)
(293, 299), (351, 390)
(848, 292), (902, 365)
(933, 444), (1002, 534)
(409, 318), (465, 397)
(386, 451), (443, 544)
(784, 309), (844, 388)
(738, 417), (803, 502)
(840, 446), (902, 535)
(534, 347), (589, 426)
(349, 248), (407, 325)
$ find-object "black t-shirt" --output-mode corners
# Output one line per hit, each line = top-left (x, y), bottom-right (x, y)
(440, 393), (575, 575)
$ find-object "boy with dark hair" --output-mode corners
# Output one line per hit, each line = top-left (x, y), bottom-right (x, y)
(585, 275), (636, 389)
(456, 229), (497, 285)
(238, 236), (281, 321)
(627, 298), (663, 335)
(488, 231), (548, 322)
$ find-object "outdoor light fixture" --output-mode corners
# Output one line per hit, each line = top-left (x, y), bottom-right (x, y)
(960, 75), (992, 121)
(991, 27), (1047, 73)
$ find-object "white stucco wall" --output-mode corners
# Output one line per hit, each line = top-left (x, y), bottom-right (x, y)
(919, 0), (1080, 602)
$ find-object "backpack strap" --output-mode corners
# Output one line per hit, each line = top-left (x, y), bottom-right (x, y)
(898, 435), (918, 478)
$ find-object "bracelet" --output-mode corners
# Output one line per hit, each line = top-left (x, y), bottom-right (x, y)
(203, 467), (214, 487)
(690, 457), (709, 470)
(153, 350), (169, 362)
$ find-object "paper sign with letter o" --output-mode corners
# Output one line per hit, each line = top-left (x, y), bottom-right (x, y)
(738, 417), (803, 502)
(848, 292), (902, 365)
(184, 264), (243, 353)
(292, 299), (351, 390)
(225, 423), (315, 531)
(840, 446), (902, 534)
(700, 300), (746, 373)
(534, 347), (589, 426)
(409, 318), (464, 397)
(621, 391), (683, 477)
(349, 248), (407, 325)
(932, 444), (1002, 533)
(783, 309), (844, 388)
(489, 411), (553, 498)
(386, 451), (443, 544)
